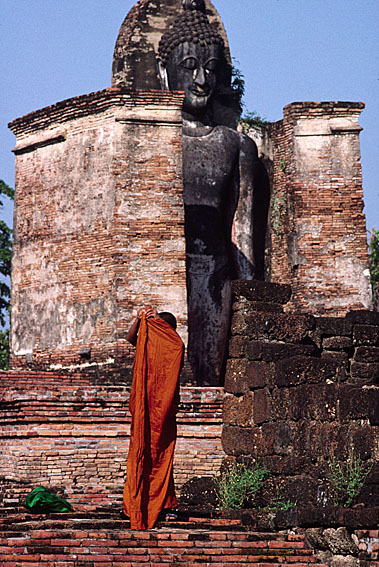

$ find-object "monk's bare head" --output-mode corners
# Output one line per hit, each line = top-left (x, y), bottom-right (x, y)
(158, 312), (177, 330)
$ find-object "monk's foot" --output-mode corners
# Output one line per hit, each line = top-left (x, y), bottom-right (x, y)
(164, 510), (178, 521)
(158, 508), (178, 521)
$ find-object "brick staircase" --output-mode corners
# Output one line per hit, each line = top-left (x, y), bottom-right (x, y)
(0, 512), (327, 567)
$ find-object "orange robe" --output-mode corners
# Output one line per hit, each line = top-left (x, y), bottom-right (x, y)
(123, 314), (184, 529)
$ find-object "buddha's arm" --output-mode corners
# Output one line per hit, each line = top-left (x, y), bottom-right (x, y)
(232, 133), (259, 279)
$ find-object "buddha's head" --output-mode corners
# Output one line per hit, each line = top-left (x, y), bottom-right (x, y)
(158, 2), (225, 118)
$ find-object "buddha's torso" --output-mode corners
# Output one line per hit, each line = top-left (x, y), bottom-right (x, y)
(183, 125), (241, 257)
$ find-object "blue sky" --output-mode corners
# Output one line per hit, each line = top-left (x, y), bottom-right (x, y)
(1, 0), (378, 233)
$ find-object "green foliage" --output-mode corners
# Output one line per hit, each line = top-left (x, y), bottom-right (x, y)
(231, 60), (267, 127)
(216, 462), (270, 510)
(0, 180), (14, 329)
(0, 329), (10, 370)
(369, 228), (379, 310)
(0, 180), (15, 202)
(327, 448), (373, 508)
(266, 490), (296, 511)
(240, 110), (268, 131)
(231, 59), (245, 112)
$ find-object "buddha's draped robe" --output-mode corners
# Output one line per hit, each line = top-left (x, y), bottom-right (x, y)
(123, 315), (184, 529)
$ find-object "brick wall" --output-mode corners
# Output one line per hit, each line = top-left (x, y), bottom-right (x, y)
(0, 372), (223, 511)
(223, 280), (379, 507)
(9, 89), (187, 376)
(256, 102), (372, 315)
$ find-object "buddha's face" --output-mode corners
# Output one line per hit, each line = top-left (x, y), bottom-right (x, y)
(166, 42), (220, 116)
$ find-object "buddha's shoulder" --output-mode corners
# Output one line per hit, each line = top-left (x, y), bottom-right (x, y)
(213, 126), (258, 155)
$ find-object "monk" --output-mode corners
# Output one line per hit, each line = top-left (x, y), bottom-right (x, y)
(123, 306), (184, 529)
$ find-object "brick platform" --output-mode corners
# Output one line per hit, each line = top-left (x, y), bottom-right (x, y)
(0, 513), (327, 567)
(0, 372), (224, 510)
(0, 512), (377, 566)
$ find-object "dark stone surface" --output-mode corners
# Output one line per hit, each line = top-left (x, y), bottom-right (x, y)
(281, 477), (321, 508)
(320, 351), (350, 367)
(261, 455), (314, 476)
(338, 385), (379, 423)
(350, 362), (379, 383)
(273, 421), (299, 456)
(253, 388), (271, 425)
(223, 287), (378, 510)
(359, 482), (379, 505)
(351, 426), (377, 459)
(322, 336), (353, 350)
(367, 390), (379, 425)
(271, 384), (338, 422)
(222, 423), (275, 456)
(231, 280), (292, 305)
(227, 336), (249, 358)
(345, 310), (379, 325)
(232, 299), (284, 313)
(223, 392), (254, 427)
(275, 356), (340, 387)
(179, 475), (218, 507)
(231, 311), (315, 342)
(353, 324), (379, 346)
(240, 507), (379, 530)
(224, 358), (271, 394)
(247, 341), (319, 362)
(354, 346), (379, 362)
(315, 317), (353, 337)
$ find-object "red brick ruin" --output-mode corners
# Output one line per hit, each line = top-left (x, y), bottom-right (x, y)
(1, 1), (378, 566)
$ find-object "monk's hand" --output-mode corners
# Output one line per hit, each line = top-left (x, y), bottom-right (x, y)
(137, 308), (145, 320)
(145, 306), (159, 319)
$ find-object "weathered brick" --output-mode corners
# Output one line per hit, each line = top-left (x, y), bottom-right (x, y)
(315, 317), (353, 336)
(353, 325), (379, 346)
(222, 423), (275, 457)
(247, 341), (319, 362)
(346, 311), (379, 326)
(253, 388), (271, 425)
(322, 336), (352, 350)
(350, 362), (379, 383)
(223, 392), (254, 427)
(232, 280), (292, 305)
(224, 359), (271, 394)
(231, 311), (315, 342)
(269, 102), (371, 317)
(275, 356), (340, 387)
(354, 346), (379, 363)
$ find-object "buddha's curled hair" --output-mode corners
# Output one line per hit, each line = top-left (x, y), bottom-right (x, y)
(158, 5), (224, 65)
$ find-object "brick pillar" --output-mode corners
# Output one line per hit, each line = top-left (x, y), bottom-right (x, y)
(9, 89), (186, 378)
(268, 102), (372, 316)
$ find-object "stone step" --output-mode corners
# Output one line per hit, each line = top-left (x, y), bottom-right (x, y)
(0, 513), (323, 567)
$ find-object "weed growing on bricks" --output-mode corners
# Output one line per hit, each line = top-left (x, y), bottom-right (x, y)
(327, 448), (373, 507)
(216, 462), (270, 510)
